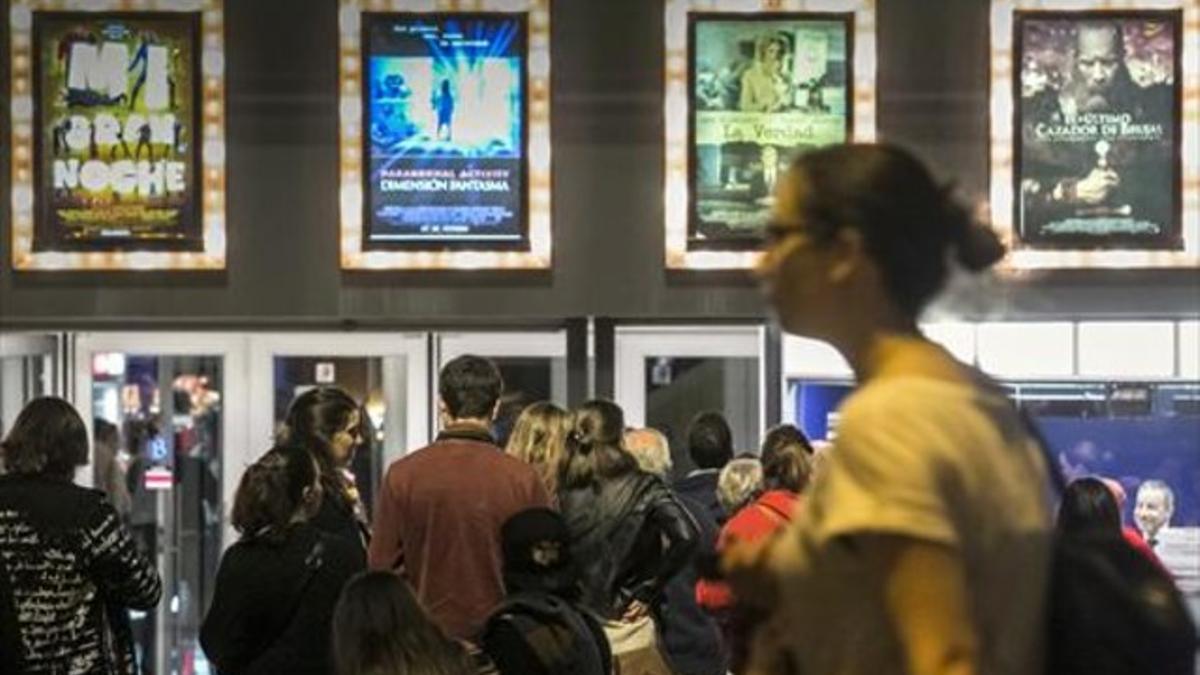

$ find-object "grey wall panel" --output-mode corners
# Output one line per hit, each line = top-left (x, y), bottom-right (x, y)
(1, 0), (1196, 329)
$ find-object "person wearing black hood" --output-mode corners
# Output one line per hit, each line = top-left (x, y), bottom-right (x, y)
(482, 508), (611, 675)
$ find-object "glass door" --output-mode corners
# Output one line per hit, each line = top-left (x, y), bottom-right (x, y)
(435, 331), (568, 447)
(73, 333), (247, 675)
(248, 333), (430, 521)
(614, 325), (764, 477)
(0, 333), (61, 439)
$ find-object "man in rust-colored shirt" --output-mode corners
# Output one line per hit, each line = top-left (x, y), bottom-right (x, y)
(368, 355), (551, 641)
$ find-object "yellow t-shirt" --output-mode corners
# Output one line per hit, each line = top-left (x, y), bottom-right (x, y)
(760, 376), (1052, 675)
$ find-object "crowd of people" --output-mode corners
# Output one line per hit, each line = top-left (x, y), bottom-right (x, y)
(0, 143), (1191, 675)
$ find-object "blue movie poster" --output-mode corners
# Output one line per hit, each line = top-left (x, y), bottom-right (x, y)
(364, 14), (526, 247)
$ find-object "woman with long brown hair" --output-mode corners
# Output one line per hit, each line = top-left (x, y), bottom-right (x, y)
(331, 570), (474, 675)
(202, 444), (364, 674)
(280, 387), (369, 557)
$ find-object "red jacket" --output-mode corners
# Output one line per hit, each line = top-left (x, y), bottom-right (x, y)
(696, 490), (798, 612)
(368, 426), (551, 640)
(1123, 526), (1168, 574)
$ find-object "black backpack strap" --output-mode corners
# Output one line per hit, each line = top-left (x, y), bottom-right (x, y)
(259, 535), (325, 656)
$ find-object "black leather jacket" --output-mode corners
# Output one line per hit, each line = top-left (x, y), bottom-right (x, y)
(559, 471), (699, 619)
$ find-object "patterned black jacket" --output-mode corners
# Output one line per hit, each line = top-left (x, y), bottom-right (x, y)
(0, 474), (162, 674)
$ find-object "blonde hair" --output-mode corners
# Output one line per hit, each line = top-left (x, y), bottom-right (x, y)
(624, 427), (672, 477)
(718, 458), (764, 515)
(505, 401), (572, 496)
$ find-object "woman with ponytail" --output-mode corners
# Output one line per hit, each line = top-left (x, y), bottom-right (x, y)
(202, 444), (364, 674)
(731, 143), (1052, 675)
(557, 400), (698, 629)
(280, 387), (370, 558)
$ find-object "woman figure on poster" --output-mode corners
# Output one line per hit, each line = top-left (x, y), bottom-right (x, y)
(434, 78), (456, 141)
(739, 34), (792, 113)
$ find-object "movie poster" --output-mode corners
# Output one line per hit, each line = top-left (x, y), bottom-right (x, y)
(1014, 12), (1183, 250)
(363, 14), (527, 249)
(33, 13), (201, 253)
(690, 15), (851, 247)
(1047, 415), (1200, 620)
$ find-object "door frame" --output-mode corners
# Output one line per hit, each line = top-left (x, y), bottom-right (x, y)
(613, 324), (765, 430)
(247, 332), (431, 470)
(72, 332), (250, 548)
(434, 330), (570, 415)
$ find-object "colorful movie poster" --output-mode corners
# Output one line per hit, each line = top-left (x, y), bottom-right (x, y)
(34, 13), (201, 253)
(689, 15), (851, 247)
(1014, 12), (1183, 250)
(363, 14), (527, 249)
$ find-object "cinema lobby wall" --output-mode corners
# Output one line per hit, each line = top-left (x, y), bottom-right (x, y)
(0, 0), (1194, 329)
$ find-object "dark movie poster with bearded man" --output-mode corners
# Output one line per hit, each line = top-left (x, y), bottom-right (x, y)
(33, 12), (201, 253)
(1013, 12), (1182, 251)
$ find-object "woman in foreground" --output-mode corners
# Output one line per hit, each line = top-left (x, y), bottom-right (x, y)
(737, 143), (1052, 675)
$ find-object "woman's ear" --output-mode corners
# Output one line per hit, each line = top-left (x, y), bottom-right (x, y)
(828, 227), (865, 284)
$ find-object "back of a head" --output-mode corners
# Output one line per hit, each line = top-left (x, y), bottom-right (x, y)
(623, 427), (672, 478)
(333, 571), (470, 675)
(440, 355), (504, 421)
(717, 458), (764, 514)
(231, 444), (317, 544)
(760, 425), (815, 494)
(761, 424), (813, 457)
(559, 400), (636, 491)
(788, 143), (1005, 318)
(1058, 477), (1122, 538)
(506, 401), (572, 494)
(0, 397), (88, 479)
(501, 507), (578, 597)
(686, 411), (733, 470)
(93, 418), (119, 448)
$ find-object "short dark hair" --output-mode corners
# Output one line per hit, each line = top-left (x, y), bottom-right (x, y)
(231, 444), (318, 543)
(686, 411), (733, 470)
(439, 355), (503, 420)
(1058, 477), (1122, 538)
(760, 425), (814, 493)
(0, 397), (88, 478)
(761, 424), (814, 457)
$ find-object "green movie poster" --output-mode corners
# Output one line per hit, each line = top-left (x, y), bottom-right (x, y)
(34, 12), (201, 252)
(690, 15), (851, 247)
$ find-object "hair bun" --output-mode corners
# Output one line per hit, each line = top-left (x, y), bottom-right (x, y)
(939, 185), (1006, 272)
(954, 221), (1006, 272)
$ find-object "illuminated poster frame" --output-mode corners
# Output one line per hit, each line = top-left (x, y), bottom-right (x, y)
(9, 0), (227, 272)
(664, 0), (876, 271)
(338, 0), (552, 271)
(990, 0), (1200, 270)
